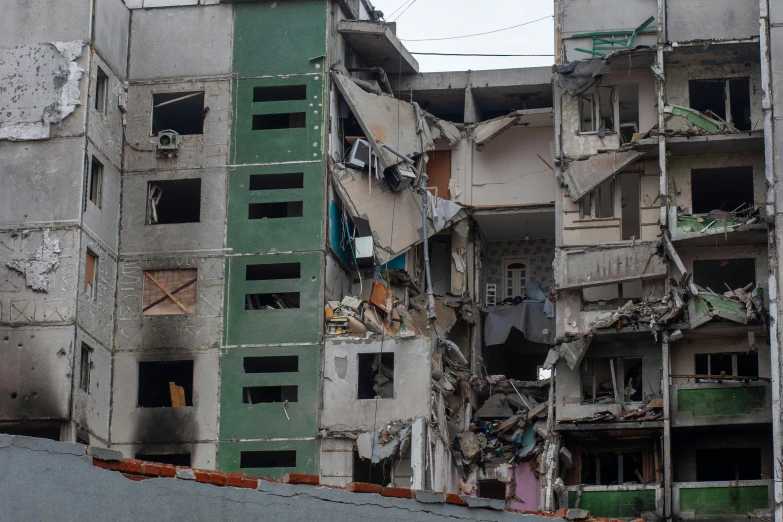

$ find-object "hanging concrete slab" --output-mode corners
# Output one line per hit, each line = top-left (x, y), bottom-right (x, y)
(332, 71), (433, 170)
(337, 20), (419, 74)
(473, 113), (520, 150)
(563, 150), (645, 203)
(558, 242), (667, 289)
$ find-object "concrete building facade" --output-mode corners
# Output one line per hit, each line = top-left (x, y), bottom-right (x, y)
(1, 0), (783, 521)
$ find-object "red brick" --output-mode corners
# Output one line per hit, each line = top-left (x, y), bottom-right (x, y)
(122, 473), (150, 481)
(555, 508), (569, 517)
(445, 493), (467, 506)
(242, 477), (259, 489)
(193, 469), (211, 484)
(344, 482), (382, 494)
(124, 459), (143, 474)
(209, 471), (227, 486)
(159, 464), (176, 478)
(93, 458), (110, 469)
(381, 487), (414, 499)
(108, 460), (126, 472)
(142, 463), (161, 477)
(281, 473), (319, 485)
(225, 472), (245, 487)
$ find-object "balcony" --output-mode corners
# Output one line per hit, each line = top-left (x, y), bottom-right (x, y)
(673, 480), (773, 519)
(566, 484), (663, 519)
(671, 380), (771, 427)
(668, 207), (767, 245)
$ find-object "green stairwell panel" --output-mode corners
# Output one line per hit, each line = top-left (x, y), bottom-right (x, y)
(679, 486), (769, 515)
(568, 489), (657, 518)
(678, 386), (765, 417)
(219, 439), (318, 479)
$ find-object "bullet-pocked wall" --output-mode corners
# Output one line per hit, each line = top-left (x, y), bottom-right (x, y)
(220, 0), (328, 477)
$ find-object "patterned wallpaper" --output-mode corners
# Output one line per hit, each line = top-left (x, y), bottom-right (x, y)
(485, 238), (555, 299)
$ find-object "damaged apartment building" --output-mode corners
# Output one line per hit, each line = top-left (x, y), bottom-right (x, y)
(2, 0), (783, 521)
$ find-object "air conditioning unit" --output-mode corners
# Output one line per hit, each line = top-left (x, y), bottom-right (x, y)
(346, 138), (371, 169)
(156, 129), (179, 157)
(383, 163), (416, 192)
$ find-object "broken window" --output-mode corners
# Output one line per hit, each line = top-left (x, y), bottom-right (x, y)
(142, 268), (198, 315)
(79, 342), (92, 393)
(94, 67), (108, 115)
(477, 480), (507, 500)
(240, 450), (296, 469)
(581, 451), (644, 485)
(503, 257), (528, 299)
(689, 78), (751, 131)
(618, 84), (639, 143)
(152, 91), (205, 136)
(578, 86), (615, 134)
(244, 292), (300, 310)
(579, 93), (596, 133)
(581, 357), (643, 404)
(696, 448), (761, 481)
(242, 386), (298, 404)
(580, 179), (615, 218)
(694, 352), (759, 379)
(84, 249), (98, 299)
(358, 353), (394, 400)
(135, 453), (191, 467)
(248, 201), (303, 219)
(245, 263), (300, 281)
(89, 156), (103, 209)
(620, 173), (640, 240)
(253, 85), (307, 102)
(252, 113), (306, 130)
(693, 258), (755, 294)
(353, 451), (393, 486)
(244, 356), (299, 373)
(691, 166), (754, 214)
(137, 360), (193, 408)
(146, 179), (201, 225)
(249, 173), (304, 191)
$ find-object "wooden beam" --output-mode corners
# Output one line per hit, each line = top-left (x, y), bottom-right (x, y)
(145, 272), (189, 313)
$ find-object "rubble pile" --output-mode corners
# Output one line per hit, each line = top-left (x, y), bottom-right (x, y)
(325, 280), (419, 338)
(675, 206), (761, 235)
(559, 399), (664, 424)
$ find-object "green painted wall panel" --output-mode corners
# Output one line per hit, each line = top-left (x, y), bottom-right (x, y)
(678, 386), (766, 417)
(233, 1), (327, 77)
(679, 486), (769, 515)
(224, 253), (322, 346)
(227, 162), (324, 254)
(568, 489), (658, 518)
(233, 76), (325, 165)
(218, 439), (318, 478)
(220, 345), (319, 440)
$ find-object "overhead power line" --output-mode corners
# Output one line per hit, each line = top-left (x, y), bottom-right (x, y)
(400, 14), (553, 42)
(410, 52), (554, 57)
(391, 0), (419, 22)
(385, 0), (412, 19)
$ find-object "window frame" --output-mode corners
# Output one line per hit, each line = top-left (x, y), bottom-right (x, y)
(88, 156), (103, 209)
(84, 249), (99, 300)
(578, 86), (619, 135)
(502, 256), (530, 300)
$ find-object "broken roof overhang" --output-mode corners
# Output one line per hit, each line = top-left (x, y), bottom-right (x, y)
(332, 71), (434, 170)
(470, 108), (552, 150)
(555, 48), (655, 96)
(563, 150), (646, 203)
(337, 20), (419, 74)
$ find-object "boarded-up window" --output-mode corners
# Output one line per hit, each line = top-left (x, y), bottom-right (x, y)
(142, 269), (197, 315)
(85, 249), (98, 298)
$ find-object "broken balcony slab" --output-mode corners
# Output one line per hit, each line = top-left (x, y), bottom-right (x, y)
(668, 206), (767, 244)
(557, 242), (667, 290)
(337, 20), (418, 75)
(666, 132), (764, 155)
(562, 150), (646, 203)
(332, 71), (434, 171)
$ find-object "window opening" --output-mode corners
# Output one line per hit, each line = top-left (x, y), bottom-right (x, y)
(243, 356), (299, 373)
(94, 67), (108, 115)
(142, 268), (198, 315)
(579, 87), (615, 133)
(152, 91), (205, 135)
(89, 156), (103, 208)
(146, 179), (201, 225)
(689, 78), (751, 131)
(249, 173), (304, 191)
(502, 257), (529, 299)
(582, 357), (643, 404)
(242, 386), (298, 404)
(478, 480), (507, 500)
(253, 85), (307, 102)
(245, 263), (301, 281)
(358, 353), (394, 399)
(240, 451), (296, 469)
(244, 293), (300, 310)
(135, 453), (191, 467)
(252, 113), (306, 130)
(691, 166), (753, 214)
(248, 201), (303, 219)
(353, 451), (393, 486)
(620, 173), (640, 240)
(0, 423), (62, 441)
(596, 179), (615, 218)
(84, 249), (98, 299)
(580, 192), (593, 219)
(695, 352), (759, 380)
(137, 360), (194, 408)
(696, 448), (761, 481)
(581, 451), (644, 485)
(693, 258), (755, 294)
(579, 93), (595, 133)
(79, 342), (92, 393)
(618, 83), (639, 143)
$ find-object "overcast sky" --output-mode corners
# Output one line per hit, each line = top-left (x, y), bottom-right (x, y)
(370, 0), (556, 72)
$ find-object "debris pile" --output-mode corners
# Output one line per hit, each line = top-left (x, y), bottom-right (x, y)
(674, 205), (761, 236)
(325, 280), (419, 338)
(559, 399), (664, 424)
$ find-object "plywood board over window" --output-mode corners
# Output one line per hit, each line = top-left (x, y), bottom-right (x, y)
(143, 268), (197, 315)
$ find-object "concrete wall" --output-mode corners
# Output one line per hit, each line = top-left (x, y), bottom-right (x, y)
(321, 338), (432, 430)
(95, 0), (131, 78)
(667, 0), (759, 43)
(0, 0), (91, 46)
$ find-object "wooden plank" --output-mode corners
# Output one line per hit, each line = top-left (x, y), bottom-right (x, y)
(169, 382), (185, 407)
(426, 150), (452, 200)
(144, 270), (192, 314)
(142, 278), (197, 312)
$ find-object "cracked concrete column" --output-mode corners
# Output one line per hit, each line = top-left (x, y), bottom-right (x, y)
(464, 85), (482, 124)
